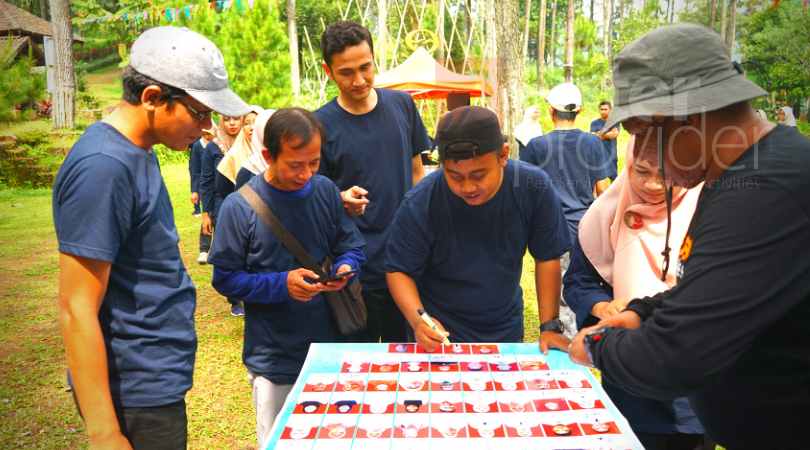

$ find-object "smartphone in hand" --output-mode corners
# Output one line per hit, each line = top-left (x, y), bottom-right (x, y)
(322, 269), (359, 283)
(308, 269), (358, 284)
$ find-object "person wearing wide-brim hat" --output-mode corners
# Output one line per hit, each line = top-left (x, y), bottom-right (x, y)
(568, 23), (810, 450)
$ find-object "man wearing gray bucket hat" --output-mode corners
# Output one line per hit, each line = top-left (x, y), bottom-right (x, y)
(569, 24), (810, 449)
(53, 27), (249, 449)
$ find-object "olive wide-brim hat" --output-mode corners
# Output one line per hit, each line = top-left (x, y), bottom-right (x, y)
(604, 23), (767, 130)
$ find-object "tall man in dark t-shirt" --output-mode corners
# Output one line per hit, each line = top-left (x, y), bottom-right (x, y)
(568, 24), (810, 450)
(315, 21), (432, 342)
(52, 27), (249, 450)
(385, 106), (572, 353)
(589, 101), (620, 181)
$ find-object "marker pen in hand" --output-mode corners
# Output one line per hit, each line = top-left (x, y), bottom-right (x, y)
(417, 308), (451, 345)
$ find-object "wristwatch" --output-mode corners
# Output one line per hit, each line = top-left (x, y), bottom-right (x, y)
(539, 318), (564, 334)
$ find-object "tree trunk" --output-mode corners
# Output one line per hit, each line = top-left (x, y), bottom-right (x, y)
(549, 0), (557, 67)
(564, 0), (574, 81)
(720, 0), (728, 41)
(725, 0), (737, 55)
(437, 0), (446, 62)
(537, 0), (548, 87)
(287, 0), (300, 98)
(603, 0), (612, 59)
(523, 0), (532, 63)
(493, 0), (524, 159)
(39, 0), (49, 20)
(377, 0), (388, 71)
(710, 0), (718, 28)
(49, 0), (74, 130)
(589, 0), (594, 21)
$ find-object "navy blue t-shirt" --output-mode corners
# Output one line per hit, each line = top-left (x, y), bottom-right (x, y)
(189, 139), (204, 193)
(385, 160), (570, 342)
(315, 88), (431, 289)
(590, 118), (619, 180)
(52, 122), (197, 408)
(520, 129), (610, 239)
(200, 141), (234, 218)
(208, 174), (366, 383)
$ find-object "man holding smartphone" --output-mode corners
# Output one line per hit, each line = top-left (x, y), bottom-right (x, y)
(207, 108), (365, 447)
(385, 106), (571, 352)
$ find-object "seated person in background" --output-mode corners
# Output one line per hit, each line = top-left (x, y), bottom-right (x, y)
(207, 107), (365, 447)
(385, 106), (571, 352)
(563, 136), (707, 450)
(235, 108), (275, 190)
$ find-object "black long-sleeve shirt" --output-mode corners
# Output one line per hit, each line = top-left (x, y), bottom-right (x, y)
(592, 125), (810, 449)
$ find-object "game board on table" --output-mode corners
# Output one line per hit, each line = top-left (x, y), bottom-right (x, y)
(265, 342), (643, 449)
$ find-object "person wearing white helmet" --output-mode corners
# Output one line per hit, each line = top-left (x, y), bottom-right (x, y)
(53, 26), (249, 450)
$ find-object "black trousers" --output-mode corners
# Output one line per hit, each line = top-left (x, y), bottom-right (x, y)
(348, 287), (407, 343)
(72, 390), (187, 450)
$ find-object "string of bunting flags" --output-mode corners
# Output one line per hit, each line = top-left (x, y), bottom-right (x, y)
(75, 0), (257, 26)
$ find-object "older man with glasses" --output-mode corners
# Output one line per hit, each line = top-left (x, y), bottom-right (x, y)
(568, 24), (810, 450)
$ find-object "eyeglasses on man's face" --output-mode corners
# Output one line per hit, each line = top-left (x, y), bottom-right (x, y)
(169, 95), (213, 123)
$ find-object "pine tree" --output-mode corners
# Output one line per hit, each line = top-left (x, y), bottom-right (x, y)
(193, 0), (292, 109)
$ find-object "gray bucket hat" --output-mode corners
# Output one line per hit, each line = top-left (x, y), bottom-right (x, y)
(130, 26), (250, 117)
(605, 23), (767, 130)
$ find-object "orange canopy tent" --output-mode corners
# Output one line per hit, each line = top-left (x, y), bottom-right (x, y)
(375, 47), (493, 100)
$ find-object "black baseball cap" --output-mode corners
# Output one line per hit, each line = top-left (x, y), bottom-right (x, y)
(436, 106), (504, 161)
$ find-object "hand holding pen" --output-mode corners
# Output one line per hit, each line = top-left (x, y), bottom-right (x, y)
(414, 308), (450, 351)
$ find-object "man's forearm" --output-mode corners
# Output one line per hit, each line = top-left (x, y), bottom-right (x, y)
(386, 272), (425, 330)
(61, 308), (121, 439)
(536, 259), (562, 323)
(58, 254), (121, 441)
(412, 155), (425, 186)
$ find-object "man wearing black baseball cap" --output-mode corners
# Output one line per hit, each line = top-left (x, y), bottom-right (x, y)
(53, 27), (249, 449)
(568, 24), (810, 449)
(385, 106), (571, 352)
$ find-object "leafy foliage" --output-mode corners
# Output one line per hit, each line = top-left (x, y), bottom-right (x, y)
(611, 0), (666, 56)
(739, 0), (810, 109)
(0, 55), (47, 122)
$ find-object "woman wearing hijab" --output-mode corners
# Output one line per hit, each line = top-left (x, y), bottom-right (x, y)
(234, 109), (274, 190)
(514, 106), (544, 154)
(777, 106), (797, 127)
(200, 113), (246, 316)
(563, 136), (709, 450)
(217, 106), (263, 187)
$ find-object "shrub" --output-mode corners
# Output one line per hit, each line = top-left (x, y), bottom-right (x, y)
(0, 56), (47, 122)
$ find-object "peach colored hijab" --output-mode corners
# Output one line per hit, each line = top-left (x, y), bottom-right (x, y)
(578, 136), (703, 300)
